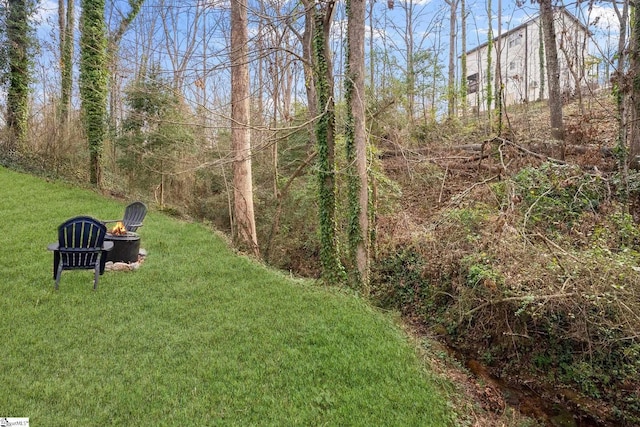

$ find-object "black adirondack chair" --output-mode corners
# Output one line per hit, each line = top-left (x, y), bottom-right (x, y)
(103, 201), (147, 232)
(47, 216), (114, 290)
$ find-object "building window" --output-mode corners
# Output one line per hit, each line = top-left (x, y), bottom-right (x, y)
(509, 61), (517, 71)
(508, 33), (522, 48)
(467, 73), (479, 94)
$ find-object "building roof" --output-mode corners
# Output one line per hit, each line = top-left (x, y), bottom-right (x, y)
(465, 7), (589, 56)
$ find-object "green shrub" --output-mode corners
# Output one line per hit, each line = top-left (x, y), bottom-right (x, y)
(513, 163), (606, 230)
(461, 254), (503, 290)
(371, 249), (431, 314)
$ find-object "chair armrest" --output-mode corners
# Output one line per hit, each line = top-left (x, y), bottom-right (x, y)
(49, 243), (113, 252)
(102, 219), (122, 225)
(58, 247), (105, 253)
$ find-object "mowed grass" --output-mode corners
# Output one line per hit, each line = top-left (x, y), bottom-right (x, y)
(0, 167), (455, 426)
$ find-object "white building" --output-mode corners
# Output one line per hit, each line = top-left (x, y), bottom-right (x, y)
(466, 8), (596, 113)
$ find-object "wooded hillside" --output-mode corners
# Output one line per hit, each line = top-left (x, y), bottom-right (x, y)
(1, 0), (639, 425)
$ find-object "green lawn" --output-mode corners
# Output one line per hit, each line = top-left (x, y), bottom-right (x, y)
(0, 167), (455, 426)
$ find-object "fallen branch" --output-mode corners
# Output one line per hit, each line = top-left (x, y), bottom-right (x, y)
(490, 137), (566, 164)
(464, 292), (577, 319)
(535, 232), (583, 263)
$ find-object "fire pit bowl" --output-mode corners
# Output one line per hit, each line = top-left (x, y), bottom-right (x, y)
(104, 232), (141, 263)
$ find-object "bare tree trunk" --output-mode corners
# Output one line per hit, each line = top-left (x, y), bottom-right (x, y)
(460, 0), (467, 119)
(346, 0), (369, 289)
(613, 0), (629, 188)
(159, 0), (203, 92)
(231, 0), (259, 256)
(106, 0), (144, 164)
(629, 0), (640, 169)
(539, 23), (545, 101)
(495, 0), (502, 133)
(431, 23), (442, 121)
(403, 0), (416, 122)
(289, 0), (318, 149)
(445, 0), (458, 119)
(369, 0), (375, 100)
(486, 0), (493, 123)
(540, 0), (565, 154)
(556, 9), (585, 114)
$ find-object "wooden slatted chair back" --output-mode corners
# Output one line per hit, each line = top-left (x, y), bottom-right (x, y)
(48, 216), (113, 290)
(58, 216), (107, 269)
(122, 202), (147, 232)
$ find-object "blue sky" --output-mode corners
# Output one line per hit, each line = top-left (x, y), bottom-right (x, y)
(27, 0), (621, 112)
(33, 1), (621, 64)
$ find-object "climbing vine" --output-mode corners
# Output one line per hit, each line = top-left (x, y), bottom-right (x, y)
(80, 0), (108, 186)
(1, 0), (37, 152)
(60, 0), (74, 125)
(313, 5), (345, 285)
(344, 0), (363, 287)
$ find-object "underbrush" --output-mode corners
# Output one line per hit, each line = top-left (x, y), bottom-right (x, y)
(371, 162), (640, 425)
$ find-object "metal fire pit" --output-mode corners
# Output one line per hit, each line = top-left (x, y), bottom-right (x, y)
(104, 232), (141, 263)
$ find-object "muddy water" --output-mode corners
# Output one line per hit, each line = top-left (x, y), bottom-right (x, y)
(463, 357), (608, 427)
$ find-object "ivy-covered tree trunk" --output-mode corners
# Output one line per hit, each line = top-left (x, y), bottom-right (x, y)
(80, 0), (108, 186)
(5, 0), (33, 152)
(345, 0), (369, 289)
(59, 0), (74, 126)
(313, 2), (345, 284)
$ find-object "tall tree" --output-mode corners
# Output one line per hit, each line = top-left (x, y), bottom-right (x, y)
(117, 66), (194, 201)
(628, 0), (640, 169)
(59, 0), (74, 126)
(80, 0), (109, 186)
(445, 0), (458, 119)
(106, 0), (145, 133)
(460, 0), (467, 118)
(289, 0), (318, 141)
(314, 0), (345, 284)
(538, 19), (545, 100)
(495, 0), (502, 133)
(158, 0), (202, 92)
(404, 0), (416, 121)
(345, 0), (369, 289)
(539, 0), (565, 151)
(3, 0), (35, 152)
(612, 0), (629, 183)
(486, 0), (493, 121)
(230, 0), (259, 256)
